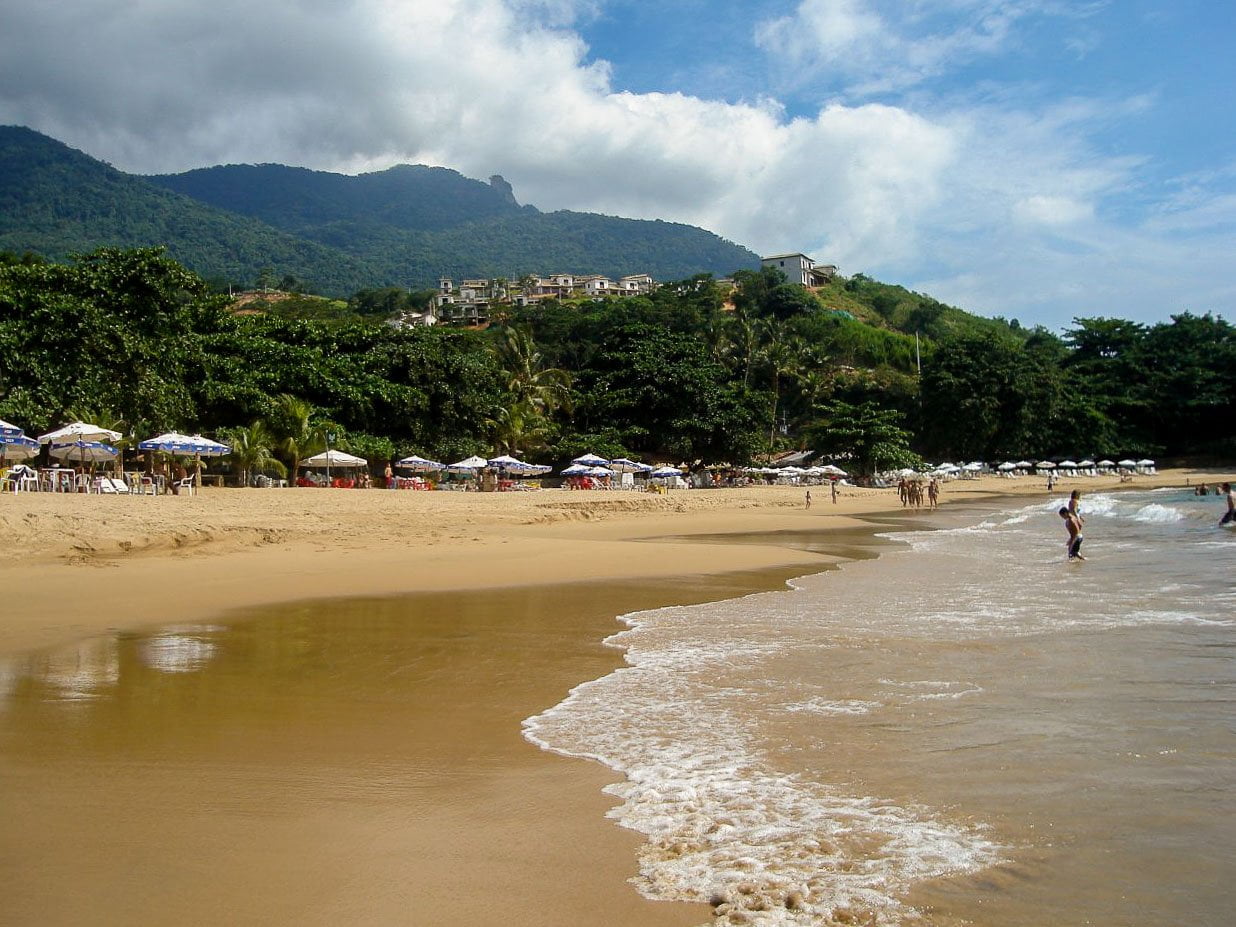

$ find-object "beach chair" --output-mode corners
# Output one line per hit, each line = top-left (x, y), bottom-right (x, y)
(173, 476), (195, 496)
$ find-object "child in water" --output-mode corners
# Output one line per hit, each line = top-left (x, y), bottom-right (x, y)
(1059, 507), (1085, 561)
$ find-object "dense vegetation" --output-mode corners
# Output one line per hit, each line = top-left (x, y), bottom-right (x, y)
(1, 249), (1231, 481)
(0, 125), (759, 297)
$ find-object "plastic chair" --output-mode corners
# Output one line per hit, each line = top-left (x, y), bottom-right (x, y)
(174, 477), (195, 496)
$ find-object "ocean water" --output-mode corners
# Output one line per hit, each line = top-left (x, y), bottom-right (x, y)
(524, 489), (1236, 926)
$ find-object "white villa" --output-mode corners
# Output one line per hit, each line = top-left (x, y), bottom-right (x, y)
(761, 253), (838, 288)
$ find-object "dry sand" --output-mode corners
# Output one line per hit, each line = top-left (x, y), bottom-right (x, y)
(1, 468), (1231, 927)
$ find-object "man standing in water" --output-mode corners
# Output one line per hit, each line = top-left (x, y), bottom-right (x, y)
(1059, 507), (1086, 560)
(1219, 482), (1234, 525)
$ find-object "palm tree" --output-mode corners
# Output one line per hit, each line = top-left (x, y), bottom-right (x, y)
(222, 421), (287, 487)
(495, 326), (573, 424)
(486, 398), (549, 457)
(757, 320), (805, 457)
(266, 393), (326, 481)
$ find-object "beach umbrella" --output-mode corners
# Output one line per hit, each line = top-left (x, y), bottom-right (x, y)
(450, 455), (489, 470)
(608, 457), (651, 473)
(38, 421), (123, 445)
(487, 454), (527, 470)
(1097, 459), (1116, 468)
(571, 452), (609, 467)
(1137, 458), (1155, 467)
(1036, 460), (1056, 469)
(1078, 459), (1096, 467)
(821, 464), (848, 476)
(138, 432), (230, 456)
(998, 462), (1017, 471)
(0, 434), (39, 461)
(1117, 459), (1137, 468)
(586, 466), (615, 477)
(0, 419), (25, 440)
(560, 463), (591, 476)
(397, 455), (444, 472)
(301, 449), (368, 468)
(649, 465), (683, 478)
(1016, 460), (1034, 469)
(1058, 460), (1079, 469)
(49, 440), (119, 465)
(963, 462), (984, 471)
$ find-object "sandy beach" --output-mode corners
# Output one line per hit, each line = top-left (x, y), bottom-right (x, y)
(5, 468), (1229, 658)
(2, 467), (1232, 927)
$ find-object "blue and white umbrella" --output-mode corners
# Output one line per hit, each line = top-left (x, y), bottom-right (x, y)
(649, 465), (684, 478)
(560, 463), (592, 476)
(448, 455), (489, 473)
(0, 433), (39, 460)
(0, 419), (25, 440)
(138, 432), (230, 456)
(571, 452), (609, 467)
(397, 455), (444, 472)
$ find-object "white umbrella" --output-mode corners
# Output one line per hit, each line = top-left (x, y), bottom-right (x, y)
(1058, 460), (1079, 468)
(1117, 459), (1137, 468)
(821, 464), (848, 476)
(650, 465), (683, 478)
(587, 466), (615, 477)
(608, 457), (651, 473)
(301, 449), (368, 467)
(1016, 460), (1034, 469)
(1077, 459), (1096, 467)
(38, 421), (122, 445)
(572, 452), (609, 467)
(998, 462), (1017, 471)
(397, 455), (444, 472)
(0, 419), (25, 439)
(1137, 458), (1155, 467)
(1036, 460), (1056, 469)
(560, 463), (591, 476)
(450, 455), (489, 470)
(963, 462), (984, 471)
(1097, 459), (1116, 468)
(487, 454), (527, 469)
(49, 440), (119, 464)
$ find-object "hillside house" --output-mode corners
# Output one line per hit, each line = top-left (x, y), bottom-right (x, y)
(761, 253), (837, 287)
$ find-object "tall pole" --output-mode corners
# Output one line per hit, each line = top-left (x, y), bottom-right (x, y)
(325, 431), (333, 485)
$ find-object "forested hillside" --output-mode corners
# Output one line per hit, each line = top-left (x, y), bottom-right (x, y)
(2, 249), (1231, 478)
(0, 126), (759, 294)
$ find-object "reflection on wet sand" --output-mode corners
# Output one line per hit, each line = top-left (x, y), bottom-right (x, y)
(0, 572), (795, 927)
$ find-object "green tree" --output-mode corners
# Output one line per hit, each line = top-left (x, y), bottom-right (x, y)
(267, 393), (326, 480)
(222, 420), (286, 486)
(803, 400), (917, 476)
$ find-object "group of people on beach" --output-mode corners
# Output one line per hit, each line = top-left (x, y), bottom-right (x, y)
(1059, 483), (1234, 563)
(897, 476), (939, 509)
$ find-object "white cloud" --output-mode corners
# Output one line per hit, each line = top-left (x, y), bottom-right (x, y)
(0, 0), (1228, 330)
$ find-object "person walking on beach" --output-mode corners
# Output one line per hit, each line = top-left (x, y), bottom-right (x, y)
(1219, 482), (1234, 525)
(927, 478), (939, 509)
(805, 489), (812, 509)
(384, 462), (394, 489)
(830, 479), (838, 504)
(1059, 507), (1085, 561)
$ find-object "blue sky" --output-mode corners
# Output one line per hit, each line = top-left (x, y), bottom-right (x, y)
(0, 0), (1232, 331)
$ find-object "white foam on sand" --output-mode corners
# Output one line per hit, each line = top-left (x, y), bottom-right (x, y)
(524, 596), (1002, 926)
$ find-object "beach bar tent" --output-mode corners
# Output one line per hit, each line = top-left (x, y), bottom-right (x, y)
(300, 449), (368, 486)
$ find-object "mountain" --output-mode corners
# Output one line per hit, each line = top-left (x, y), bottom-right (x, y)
(0, 126), (761, 295)
(0, 126), (381, 294)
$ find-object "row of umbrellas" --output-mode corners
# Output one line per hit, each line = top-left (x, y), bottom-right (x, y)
(391, 451), (680, 479)
(0, 419), (231, 466)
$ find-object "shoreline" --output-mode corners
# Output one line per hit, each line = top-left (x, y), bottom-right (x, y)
(2, 469), (1231, 659)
